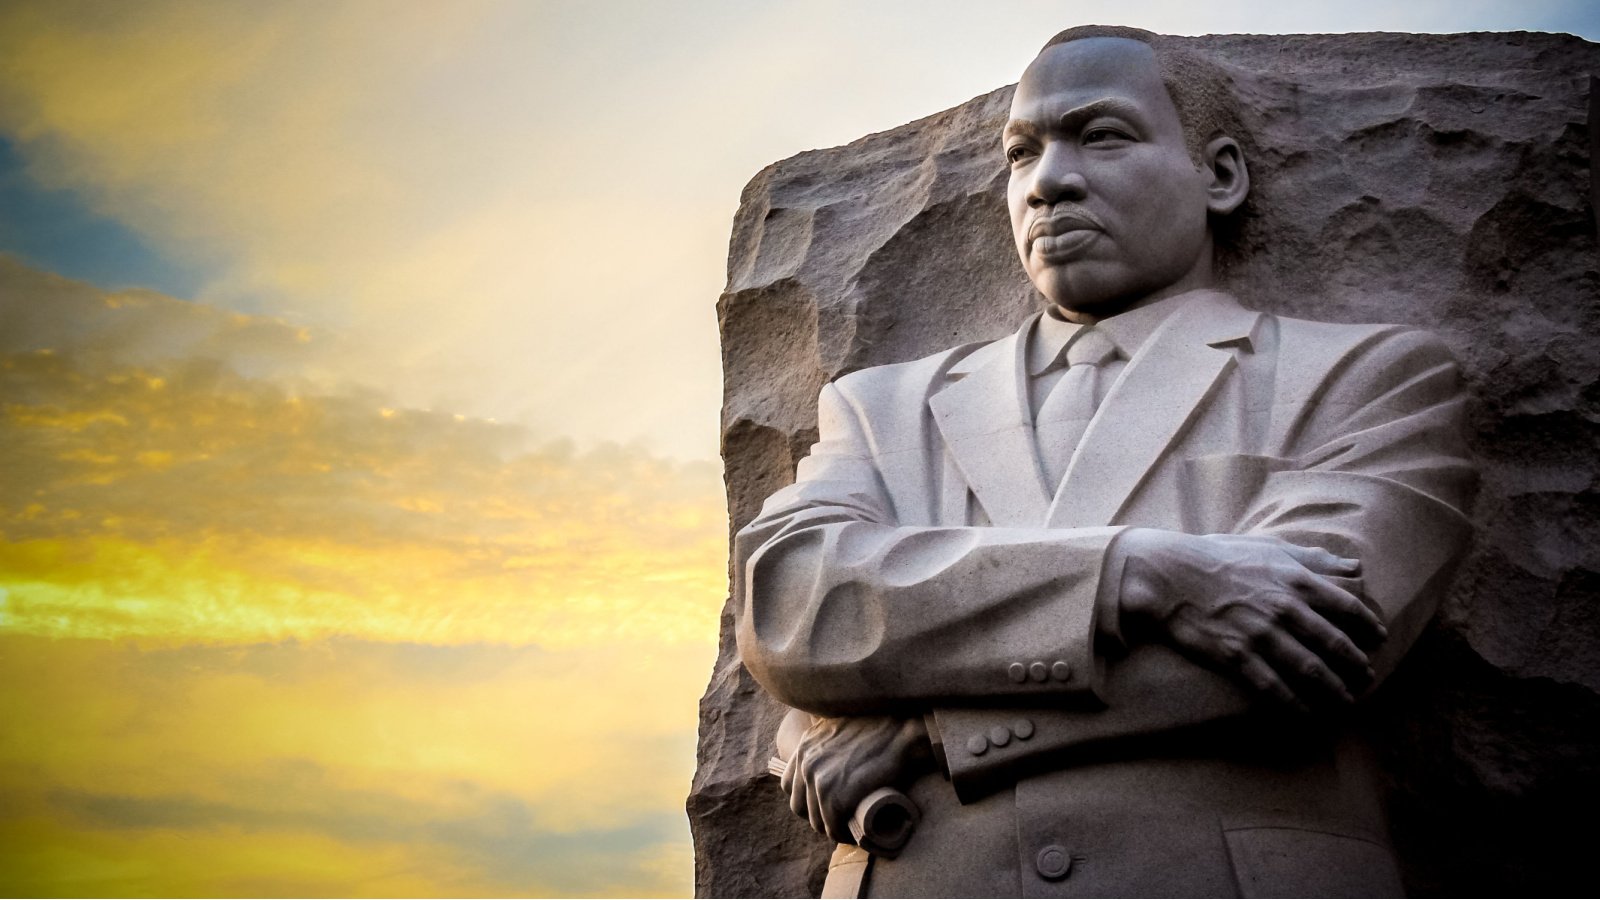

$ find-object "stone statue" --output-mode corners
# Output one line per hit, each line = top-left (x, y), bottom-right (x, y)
(731, 25), (1477, 897)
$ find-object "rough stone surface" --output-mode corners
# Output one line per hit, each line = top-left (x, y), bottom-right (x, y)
(690, 31), (1600, 898)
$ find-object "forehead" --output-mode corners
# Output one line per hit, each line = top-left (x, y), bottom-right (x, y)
(1010, 37), (1175, 123)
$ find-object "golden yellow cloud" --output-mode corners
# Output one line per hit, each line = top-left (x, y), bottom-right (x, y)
(0, 636), (701, 896)
(0, 259), (727, 648)
(0, 259), (723, 896)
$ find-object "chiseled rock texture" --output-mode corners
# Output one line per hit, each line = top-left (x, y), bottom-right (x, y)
(690, 31), (1600, 897)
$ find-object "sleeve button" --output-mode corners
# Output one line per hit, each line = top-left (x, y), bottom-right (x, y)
(1036, 844), (1073, 880)
(1051, 660), (1072, 681)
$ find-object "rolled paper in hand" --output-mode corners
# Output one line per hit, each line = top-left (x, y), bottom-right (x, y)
(767, 755), (788, 779)
(767, 756), (921, 858)
(848, 786), (920, 856)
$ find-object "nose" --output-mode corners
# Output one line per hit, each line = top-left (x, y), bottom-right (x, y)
(1028, 144), (1088, 207)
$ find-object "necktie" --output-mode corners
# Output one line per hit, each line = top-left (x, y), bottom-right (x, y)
(1035, 327), (1121, 488)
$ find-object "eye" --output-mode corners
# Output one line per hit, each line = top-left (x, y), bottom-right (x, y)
(1005, 144), (1037, 166)
(1083, 127), (1130, 145)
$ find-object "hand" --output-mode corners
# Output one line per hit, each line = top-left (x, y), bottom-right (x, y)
(779, 715), (933, 843)
(1114, 529), (1386, 711)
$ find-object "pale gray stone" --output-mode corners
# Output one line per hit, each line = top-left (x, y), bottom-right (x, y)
(691, 30), (1600, 897)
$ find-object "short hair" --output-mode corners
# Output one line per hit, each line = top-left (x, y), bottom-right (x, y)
(1039, 25), (1244, 166)
(1038, 25), (1251, 260)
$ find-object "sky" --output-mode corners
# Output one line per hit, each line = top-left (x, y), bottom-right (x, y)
(0, 1), (1595, 896)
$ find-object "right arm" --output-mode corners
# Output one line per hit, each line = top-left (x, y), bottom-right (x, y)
(734, 380), (1124, 717)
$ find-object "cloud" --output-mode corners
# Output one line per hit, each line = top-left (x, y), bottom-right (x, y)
(2, 1), (1597, 462)
(0, 0), (731, 458)
(0, 254), (333, 380)
(0, 258), (727, 647)
(0, 255), (718, 892)
(0, 635), (704, 896)
(46, 785), (685, 894)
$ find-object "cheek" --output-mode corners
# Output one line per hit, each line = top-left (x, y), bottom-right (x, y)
(1130, 167), (1207, 247)
(1006, 182), (1027, 225)
(1006, 184), (1031, 255)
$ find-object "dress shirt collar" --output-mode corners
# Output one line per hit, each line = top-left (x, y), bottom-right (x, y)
(1027, 291), (1195, 376)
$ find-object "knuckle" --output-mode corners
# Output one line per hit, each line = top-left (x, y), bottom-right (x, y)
(1217, 637), (1248, 664)
(1243, 620), (1275, 646)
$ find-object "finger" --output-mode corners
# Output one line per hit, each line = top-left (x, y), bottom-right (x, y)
(1275, 541), (1361, 577)
(1296, 571), (1387, 647)
(787, 749), (809, 822)
(1257, 625), (1356, 705)
(1236, 653), (1311, 714)
(1324, 574), (1366, 601)
(1169, 616), (1306, 711)
(1276, 597), (1372, 681)
(806, 770), (827, 837)
(817, 770), (850, 843)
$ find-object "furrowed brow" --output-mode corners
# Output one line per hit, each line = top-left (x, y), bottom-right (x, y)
(1057, 98), (1143, 133)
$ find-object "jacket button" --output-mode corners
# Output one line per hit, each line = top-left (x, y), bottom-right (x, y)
(1012, 718), (1035, 740)
(1051, 660), (1072, 681)
(1007, 662), (1028, 683)
(1028, 661), (1048, 681)
(966, 734), (988, 756)
(1036, 844), (1072, 880)
(987, 725), (1011, 747)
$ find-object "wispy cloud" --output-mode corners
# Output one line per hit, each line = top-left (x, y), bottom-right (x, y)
(0, 258), (726, 646)
(0, 259), (718, 895)
(0, 259), (716, 890)
(0, 0), (729, 457)
(6, 1), (1592, 460)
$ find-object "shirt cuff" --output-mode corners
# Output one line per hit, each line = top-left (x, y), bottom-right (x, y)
(1096, 529), (1132, 648)
(924, 712), (949, 776)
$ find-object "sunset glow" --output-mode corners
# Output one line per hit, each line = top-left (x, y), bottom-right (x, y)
(2, 0), (1595, 896)
(0, 258), (722, 896)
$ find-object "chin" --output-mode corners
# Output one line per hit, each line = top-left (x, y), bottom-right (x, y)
(1034, 268), (1143, 319)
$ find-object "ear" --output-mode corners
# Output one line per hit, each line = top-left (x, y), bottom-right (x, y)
(1202, 136), (1249, 215)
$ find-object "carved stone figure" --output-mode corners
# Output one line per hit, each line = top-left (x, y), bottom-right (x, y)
(731, 26), (1477, 897)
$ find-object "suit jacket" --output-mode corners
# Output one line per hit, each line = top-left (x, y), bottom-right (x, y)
(734, 290), (1476, 897)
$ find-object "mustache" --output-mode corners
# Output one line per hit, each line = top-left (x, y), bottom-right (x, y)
(1028, 206), (1104, 241)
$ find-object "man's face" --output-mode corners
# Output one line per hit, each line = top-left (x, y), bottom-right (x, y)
(1005, 38), (1214, 317)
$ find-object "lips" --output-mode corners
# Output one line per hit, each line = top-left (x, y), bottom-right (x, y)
(1028, 210), (1103, 260)
(1032, 230), (1100, 259)
(1029, 210), (1100, 240)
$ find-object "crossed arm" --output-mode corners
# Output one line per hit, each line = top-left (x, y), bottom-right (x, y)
(736, 328), (1476, 842)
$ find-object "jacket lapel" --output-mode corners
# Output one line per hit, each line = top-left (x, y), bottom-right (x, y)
(929, 315), (1052, 527)
(1047, 291), (1263, 528)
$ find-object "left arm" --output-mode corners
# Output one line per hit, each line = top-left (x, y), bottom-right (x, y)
(932, 327), (1477, 797)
